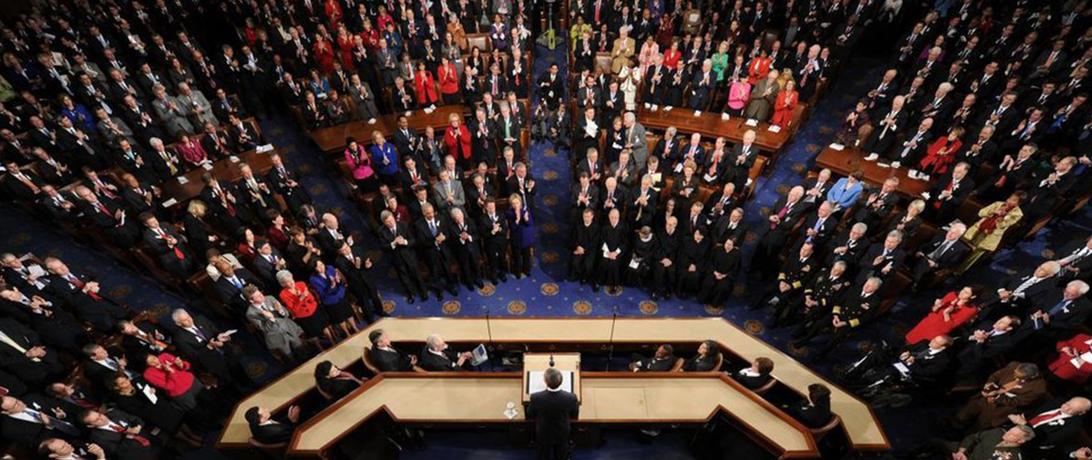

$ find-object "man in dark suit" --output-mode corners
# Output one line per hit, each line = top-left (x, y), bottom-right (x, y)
(169, 308), (250, 396)
(856, 230), (906, 286)
(377, 211), (429, 302)
(956, 316), (1022, 381)
(81, 343), (140, 392)
(1027, 280), (1092, 339)
(245, 405), (299, 445)
(525, 367), (580, 460)
(367, 329), (416, 372)
(1009, 397), (1090, 457)
(44, 257), (128, 333)
(414, 203), (459, 299)
(418, 334), (473, 371)
(924, 162), (974, 224)
(910, 222), (970, 288)
(334, 242), (384, 323)
(1, 162), (43, 203)
(0, 318), (63, 387)
(852, 177), (900, 232)
(862, 96), (909, 160)
(733, 357), (775, 390)
(1, 394), (82, 446)
(212, 261), (261, 314)
(139, 214), (193, 277)
(80, 408), (160, 460)
(983, 261), (1062, 322)
(753, 186), (810, 277)
(266, 153), (310, 216)
(479, 200), (510, 283)
(844, 336), (954, 394)
(1055, 236), (1092, 282)
(628, 344), (677, 372)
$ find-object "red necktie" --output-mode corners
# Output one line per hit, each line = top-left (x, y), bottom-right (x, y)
(111, 423), (151, 447)
(1028, 409), (1062, 427)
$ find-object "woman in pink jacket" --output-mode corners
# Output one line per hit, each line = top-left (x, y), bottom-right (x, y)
(344, 136), (378, 193)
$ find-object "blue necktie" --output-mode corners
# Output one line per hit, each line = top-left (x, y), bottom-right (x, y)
(1048, 300), (1071, 317)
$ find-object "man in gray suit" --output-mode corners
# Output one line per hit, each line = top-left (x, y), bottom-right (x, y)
(150, 84), (194, 138)
(243, 284), (305, 359)
(623, 112), (648, 166)
(744, 69), (781, 121)
(174, 82), (217, 127)
(432, 169), (466, 214)
(348, 74), (379, 123)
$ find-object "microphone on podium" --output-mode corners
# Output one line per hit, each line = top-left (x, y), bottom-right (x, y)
(549, 354), (555, 367)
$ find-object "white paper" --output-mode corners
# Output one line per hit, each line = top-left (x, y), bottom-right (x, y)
(768, 125), (781, 133)
(628, 258), (640, 269)
(202, 162), (214, 171)
(721, 113), (730, 120)
(256, 144), (274, 153)
(26, 264), (47, 279)
(176, 176), (189, 184)
(161, 198), (178, 208)
(601, 243), (611, 258)
(745, 119), (759, 126)
(693, 110), (702, 117)
(527, 370), (573, 394)
(829, 143), (845, 150)
(228, 156), (240, 163)
(892, 362), (911, 375)
(141, 383), (158, 404)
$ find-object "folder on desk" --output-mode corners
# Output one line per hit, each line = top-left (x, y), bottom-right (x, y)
(527, 371), (572, 394)
(256, 144), (274, 153)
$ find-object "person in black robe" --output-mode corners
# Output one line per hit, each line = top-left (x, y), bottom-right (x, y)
(701, 238), (741, 306)
(625, 226), (657, 286)
(651, 216), (681, 299)
(568, 209), (601, 287)
(598, 209), (628, 290)
(676, 227), (711, 297)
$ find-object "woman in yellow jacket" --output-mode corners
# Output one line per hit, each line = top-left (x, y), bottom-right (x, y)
(959, 192), (1025, 273)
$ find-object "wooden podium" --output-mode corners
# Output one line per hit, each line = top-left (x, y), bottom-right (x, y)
(522, 353), (581, 403)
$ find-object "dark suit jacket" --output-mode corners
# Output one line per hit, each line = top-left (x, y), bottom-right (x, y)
(526, 389), (580, 445)
(788, 402), (832, 429)
(418, 348), (463, 371)
(919, 235), (970, 268)
(1020, 398), (1086, 450)
(249, 418), (295, 445)
(734, 369), (773, 390)
(369, 347), (414, 372)
(87, 409), (158, 460)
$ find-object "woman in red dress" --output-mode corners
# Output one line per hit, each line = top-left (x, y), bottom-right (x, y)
(335, 24), (355, 70)
(916, 126), (964, 180)
(278, 271), (332, 343)
(443, 113), (472, 162)
(266, 211), (290, 251)
(437, 56), (460, 103)
(413, 62), (439, 107)
(904, 286), (980, 345)
(771, 79), (799, 127)
(662, 39), (682, 70)
(314, 35), (336, 74)
(747, 48), (772, 85)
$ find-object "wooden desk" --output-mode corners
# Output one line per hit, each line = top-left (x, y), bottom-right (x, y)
(219, 318), (888, 452)
(156, 147), (278, 206)
(309, 106), (470, 153)
(814, 145), (928, 197)
(289, 373), (817, 458)
(636, 105), (805, 153)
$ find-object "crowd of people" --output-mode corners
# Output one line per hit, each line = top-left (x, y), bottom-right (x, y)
(0, 0), (1089, 459)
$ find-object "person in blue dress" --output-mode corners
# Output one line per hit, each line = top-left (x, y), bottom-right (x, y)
(309, 260), (356, 339)
(506, 193), (536, 278)
(369, 130), (400, 187)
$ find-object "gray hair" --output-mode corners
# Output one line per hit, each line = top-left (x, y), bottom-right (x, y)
(275, 270), (294, 286)
(425, 334), (443, 351)
(851, 222), (868, 233)
(170, 308), (190, 322)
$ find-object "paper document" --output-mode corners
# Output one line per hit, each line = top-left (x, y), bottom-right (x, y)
(892, 362), (911, 376)
(527, 370), (573, 394)
(256, 144), (274, 153)
(829, 143), (845, 150)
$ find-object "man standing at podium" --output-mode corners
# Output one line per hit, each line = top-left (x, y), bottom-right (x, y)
(526, 367), (580, 460)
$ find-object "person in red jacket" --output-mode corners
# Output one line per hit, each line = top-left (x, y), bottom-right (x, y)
(444, 112), (472, 163)
(414, 62), (439, 108)
(1049, 333), (1092, 384)
(277, 270), (331, 343)
(314, 35), (336, 74)
(438, 56), (460, 103)
(142, 352), (204, 408)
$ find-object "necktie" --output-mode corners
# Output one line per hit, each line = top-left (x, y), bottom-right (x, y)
(1048, 299), (1072, 317)
(110, 422), (151, 447)
(1029, 409), (1064, 427)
